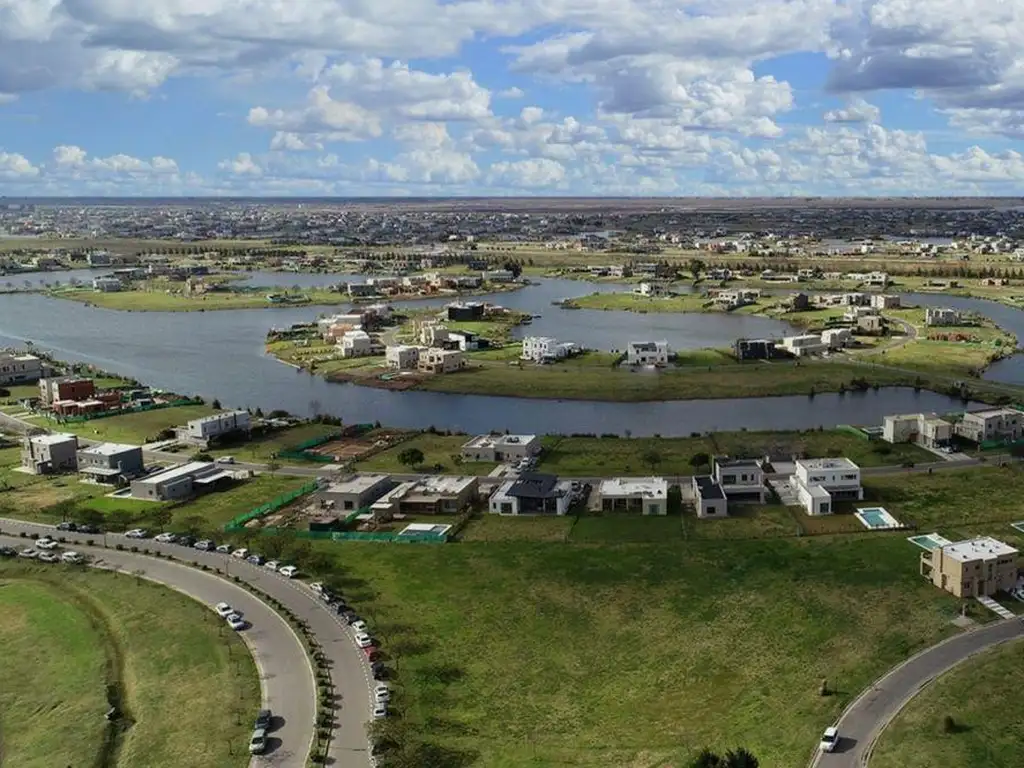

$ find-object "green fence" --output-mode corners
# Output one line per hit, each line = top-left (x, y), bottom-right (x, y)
(979, 437), (1024, 452)
(245, 525), (447, 544)
(835, 424), (872, 441)
(223, 480), (320, 531)
(45, 398), (204, 424)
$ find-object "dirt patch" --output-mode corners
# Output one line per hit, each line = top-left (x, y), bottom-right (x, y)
(325, 371), (424, 391)
(306, 429), (407, 461)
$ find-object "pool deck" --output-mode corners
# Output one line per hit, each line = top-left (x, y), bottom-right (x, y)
(907, 533), (953, 550)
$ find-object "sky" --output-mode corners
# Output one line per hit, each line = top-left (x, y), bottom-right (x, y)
(0, 0), (1023, 197)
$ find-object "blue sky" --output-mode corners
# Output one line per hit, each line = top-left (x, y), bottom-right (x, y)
(1, 0), (1023, 196)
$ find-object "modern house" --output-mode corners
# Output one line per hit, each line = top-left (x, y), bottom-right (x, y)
(462, 433), (541, 462)
(488, 472), (574, 515)
(954, 407), (1024, 444)
(38, 376), (95, 407)
(734, 338), (781, 361)
(843, 305), (877, 321)
(446, 302), (485, 321)
(92, 277), (123, 292)
(920, 537), (1019, 598)
(21, 433), (79, 474)
(520, 336), (580, 363)
(857, 315), (885, 334)
(482, 269), (515, 283)
(130, 461), (234, 501)
(319, 474), (395, 512)
(883, 413), (953, 448)
(636, 281), (664, 297)
(385, 345), (423, 370)
(791, 458), (862, 515)
(0, 353), (43, 385)
(420, 324), (451, 347)
(871, 294), (901, 309)
(76, 443), (144, 484)
(370, 476), (479, 516)
(340, 330), (374, 358)
(821, 328), (852, 350)
(598, 477), (668, 516)
(626, 340), (670, 366)
(185, 410), (251, 442)
(418, 348), (465, 374)
(713, 457), (766, 502)
(780, 335), (827, 357)
(692, 475), (727, 518)
(925, 307), (962, 326)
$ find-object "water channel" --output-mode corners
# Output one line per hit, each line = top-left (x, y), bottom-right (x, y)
(0, 271), (1015, 436)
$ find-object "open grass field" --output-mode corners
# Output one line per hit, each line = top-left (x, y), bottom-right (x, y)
(28, 403), (215, 444)
(50, 286), (346, 312)
(168, 473), (308, 529)
(0, 562), (257, 768)
(871, 638), (1024, 768)
(321, 534), (961, 768)
(208, 422), (341, 464)
(354, 433), (497, 474)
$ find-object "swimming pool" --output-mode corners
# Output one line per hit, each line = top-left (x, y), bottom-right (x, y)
(855, 506), (902, 530)
(908, 533), (952, 550)
(1012, 522), (1024, 534)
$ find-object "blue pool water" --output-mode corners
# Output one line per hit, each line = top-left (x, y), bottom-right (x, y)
(908, 533), (951, 550)
(859, 508), (890, 528)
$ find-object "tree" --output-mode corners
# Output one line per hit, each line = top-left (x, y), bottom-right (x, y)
(640, 448), (663, 474)
(107, 509), (134, 532)
(688, 258), (706, 281)
(689, 452), (711, 471)
(150, 507), (173, 529)
(180, 515), (209, 538)
(502, 260), (523, 279)
(689, 748), (759, 768)
(211, 398), (222, 410)
(73, 506), (105, 529)
(397, 448), (425, 470)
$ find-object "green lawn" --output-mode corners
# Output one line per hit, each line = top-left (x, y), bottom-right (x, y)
(872, 638), (1024, 768)
(0, 563), (257, 768)
(166, 474), (309, 530)
(209, 423), (341, 463)
(30, 404), (215, 444)
(316, 535), (961, 768)
(354, 434), (497, 474)
(50, 286), (347, 311)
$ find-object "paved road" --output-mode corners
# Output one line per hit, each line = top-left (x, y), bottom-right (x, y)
(0, 518), (374, 768)
(812, 618), (1024, 767)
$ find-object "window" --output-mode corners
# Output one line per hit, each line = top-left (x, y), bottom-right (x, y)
(722, 474), (736, 484)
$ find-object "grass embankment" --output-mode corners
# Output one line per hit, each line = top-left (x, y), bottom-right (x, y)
(354, 433), (497, 475)
(49, 286), (347, 311)
(24, 403), (215, 444)
(871, 638), (1024, 768)
(0, 563), (257, 768)
(208, 422), (341, 464)
(319, 535), (960, 768)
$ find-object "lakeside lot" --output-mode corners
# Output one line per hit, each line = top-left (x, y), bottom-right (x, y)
(0, 563), (257, 768)
(20, 403), (215, 444)
(50, 285), (346, 311)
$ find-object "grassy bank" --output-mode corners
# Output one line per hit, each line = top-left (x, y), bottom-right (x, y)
(0, 563), (258, 768)
(871, 638), (1024, 768)
(354, 433), (497, 474)
(24, 403), (215, 444)
(50, 286), (345, 311)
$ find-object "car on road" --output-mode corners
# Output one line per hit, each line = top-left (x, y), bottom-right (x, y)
(56, 521), (77, 531)
(246, 554), (263, 566)
(35, 538), (59, 550)
(371, 662), (387, 681)
(0, 546), (16, 558)
(226, 613), (247, 631)
(364, 647), (380, 662)
(248, 728), (267, 754)
(215, 602), (235, 618)
(231, 548), (248, 559)
(154, 532), (177, 543)
(254, 708), (272, 731)
(351, 620), (368, 634)
(372, 703), (388, 719)
(308, 581), (325, 594)
(176, 535), (196, 548)
(61, 551), (84, 564)
(342, 611), (360, 625)
(374, 684), (390, 703)
(77, 524), (101, 534)
(216, 456), (236, 464)
(38, 552), (59, 563)
(215, 544), (232, 553)
(278, 565), (298, 578)
(264, 560), (279, 571)
(355, 632), (374, 648)
(819, 726), (839, 753)
(125, 528), (148, 539)
(18, 548), (38, 559)
(194, 539), (214, 551)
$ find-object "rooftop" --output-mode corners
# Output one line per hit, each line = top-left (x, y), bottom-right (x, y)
(599, 477), (668, 498)
(796, 457), (859, 471)
(508, 472), (561, 499)
(694, 476), (724, 500)
(964, 407), (1023, 419)
(136, 461), (216, 485)
(412, 475), (477, 496)
(938, 536), (1018, 563)
(28, 432), (77, 446)
(714, 455), (761, 470)
(191, 409), (248, 425)
(326, 474), (392, 495)
(79, 442), (140, 457)
(463, 434), (538, 449)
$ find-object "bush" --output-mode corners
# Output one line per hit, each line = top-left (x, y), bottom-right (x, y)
(942, 714), (956, 734)
(115, 544), (124, 551)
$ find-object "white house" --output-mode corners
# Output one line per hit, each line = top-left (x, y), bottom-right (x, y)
(489, 473), (574, 516)
(843, 305), (877, 321)
(926, 307), (962, 326)
(340, 330), (374, 358)
(598, 477), (668, 516)
(821, 328), (852, 350)
(636, 282), (664, 297)
(626, 340), (669, 366)
(418, 348), (465, 374)
(883, 413), (952, 448)
(521, 336), (579, 363)
(780, 335), (827, 357)
(186, 410), (251, 441)
(93, 277), (122, 292)
(871, 294), (901, 309)
(462, 434), (541, 462)
(790, 458), (863, 515)
(420, 324), (450, 347)
(385, 345), (422, 370)
(0, 353), (43, 385)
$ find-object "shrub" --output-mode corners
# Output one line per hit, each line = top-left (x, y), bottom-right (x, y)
(115, 544), (124, 551)
(942, 714), (956, 734)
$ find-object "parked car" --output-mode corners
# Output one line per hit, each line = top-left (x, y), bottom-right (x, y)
(343, 612), (360, 625)
(355, 632), (373, 648)
(0, 546), (16, 557)
(249, 728), (267, 754)
(373, 684), (390, 703)
(309, 581), (325, 594)
(215, 544), (232, 553)
(154, 532), (177, 543)
(231, 548), (248, 559)
(371, 662), (387, 681)
(819, 727), (839, 753)
(194, 539), (214, 551)
(61, 551), (84, 564)
(215, 602), (235, 618)
(18, 548), (38, 559)
(125, 529), (148, 539)
(246, 554), (263, 566)
(77, 524), (101, 534)
(351, 620), (368, 634)
(278, 565), (298, 578)
(254, 709), (272, 731)
(56, 521), (77, 532)
(216, 456), (236, 464)
(176, 535), (196, 548)
(264, 560), (279, 571)
(364, 647), (380, 661)
(38, 552), (59, 563)
(226, 613), (247, 631)
(372, 704), (388, 719)
(35, 538), (58, 550)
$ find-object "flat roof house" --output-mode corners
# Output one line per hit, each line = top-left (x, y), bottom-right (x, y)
(790, 457), (862, 516)
(692, 475), (726, 518)
(626, 340), (670, 366)
(489, 472), (574, 516)
(920, 537), (1019, 598)
(385, 345), (423, 371)
(186, 410), (251, 442)
(319, 474), (395, 512)
(38, 376), (95, 407)
(925, 307), (961, 326)
(371, 476), (478, 516)
(130, 461), (234, 501)
(599, 477), (668, 516)
(418, 348), (465, 374)
(780, 334), (827, 358)
(21, 433), (79, 475)
(883, 413), (952, 448)
(339, 330), (374, 358)
(954, 407), (1024, 444)
(76, 442), (144, 484)
(713, 457), (766, 503)
(0, 353), (43, 385)
(462, 434), (541, 462)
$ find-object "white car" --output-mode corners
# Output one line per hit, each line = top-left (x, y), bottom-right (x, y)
(278, 565), (297, 578)
(226, 613), (246, 631)
(264, 560), (279, 571)
(819, 726), (839, 753)
(194, 540), (214, 551)
(155, 532), (177, 543)
(125, 528), (148, 539)
(38, 552), (59, 563)
(215, 544), (232, 553)
(18, 548), (38, 559)
(350, 620), (368, 634)
(216, 456), (236, 464)
(372, 704), (388, 719)
(373, 684), (390, 703)
(35, 538), (58, 550)
(355, 632), (374, 648)
(215, 602), (235, 618)
(231, 548), (248, 559)
(61, 551), (83, 564)
(309, 581), (325, 594)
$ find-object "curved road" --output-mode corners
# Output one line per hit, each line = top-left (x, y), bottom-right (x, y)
(812, 617), (1024, 767)
(0, 519), (373, 768)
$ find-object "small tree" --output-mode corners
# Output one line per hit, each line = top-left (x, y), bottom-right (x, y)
(688, 258), (706, 281)
(73, 506), (105, 529)
(107, 509), (134, 532)
(397, 448), (425, 470)
(211, 398), (222, 410)
(640, 448), (663, 474)
(942, 714), (956, 734)
(150, 507), (173, 529)
(689, 452), (711, 471)
(181, 515), (208, 538)
(723, 748), (759, 767)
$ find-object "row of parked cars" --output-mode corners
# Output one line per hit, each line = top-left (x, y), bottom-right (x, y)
(1, 537), (85, 564)
(121, 529), (302, 577)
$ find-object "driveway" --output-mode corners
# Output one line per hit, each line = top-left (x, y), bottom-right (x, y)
(0, 518), (374, 768)
(812, 618), (1024, 767)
